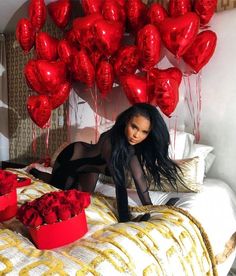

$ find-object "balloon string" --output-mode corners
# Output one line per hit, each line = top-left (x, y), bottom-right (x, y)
(91, 53), (99, 143)
(45, 127), (50, 158)
(187, 75), (198, 138)
(184, 74), (202, 142)
(71, 89), (79, 129)
(187, 75), (195, 120)
(183, 76), (194, 119)
(32, 123), (37, 157)
(90, 85), (99, 143)
(65, 101), (71, 143)
(194, 72), (202, 143)
(172, 115), (178, 160)
(146, 70), (150, 103)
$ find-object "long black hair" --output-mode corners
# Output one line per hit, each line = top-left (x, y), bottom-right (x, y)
(110, 103), (182, 190)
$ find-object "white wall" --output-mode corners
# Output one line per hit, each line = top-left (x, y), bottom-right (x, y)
(197, 10), (236, 191)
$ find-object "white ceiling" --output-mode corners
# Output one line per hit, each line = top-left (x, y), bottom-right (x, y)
(0, 0), (55, 33)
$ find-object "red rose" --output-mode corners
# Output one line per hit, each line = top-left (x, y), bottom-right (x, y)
(55, 191), (66, 200)
(58, 196), (69, 205)
(34, 193), (60, 211)
(77, 192), (91, 208)
(17, 202), (32, 219)
(41, 192), (57, 204)
(65, 189), (78, 201)
(42, 205), (58, 224)
(21, 208), (43, 227)
(70, 200), (83, 216)
(58, 204), (71, 221)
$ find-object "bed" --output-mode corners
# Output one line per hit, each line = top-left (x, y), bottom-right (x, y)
(1, 130), (236, 275)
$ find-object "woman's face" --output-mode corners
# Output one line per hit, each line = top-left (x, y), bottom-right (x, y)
(125, 115), (151, 145)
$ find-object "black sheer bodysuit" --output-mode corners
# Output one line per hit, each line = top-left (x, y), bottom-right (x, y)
(33, 130), (152, 222)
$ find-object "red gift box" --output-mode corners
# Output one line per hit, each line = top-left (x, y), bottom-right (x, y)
(0, 188), (17, 222)
(16, 177), (31, 188)
(29, 209), (88, 249)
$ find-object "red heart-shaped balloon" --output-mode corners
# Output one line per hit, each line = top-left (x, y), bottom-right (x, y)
(159, 12), (200, 58)
(96, 60), (114, 98)
(49, 82), (71, 109)
(147, 3), (167, 26)
(48, 0), (72, 29)
(194, 0), (217, 25)
(121, 74), (149, 104)
(27, 95), (52, 128)
(64, 28), (77, 46)
(28, 0), (47, 32)
(126, 0), (147, 33)
(116, 0), (125, 7)
(152, 77), (179, 117)
(35, 32), (58, 61)
(113, 45), (140, 80)
(58, 39), (74, 64)
(183, 30), (217, 73)
(70, 48), (95, 87)
(94, 19), (124, 57)
(102, 0), (126, 24)
(73, 13), (103, 51)
(149, 67), (182, 86)
(81, 0), (104, 15)
(24, 59), (45, 94)
(168, 0), (192, 17)
(36, 60), (67, 93)
(16, 18), (35, 53)
(137, 24), (161, 71)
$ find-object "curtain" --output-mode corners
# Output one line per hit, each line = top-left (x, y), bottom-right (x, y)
(0, 33), (9, 161)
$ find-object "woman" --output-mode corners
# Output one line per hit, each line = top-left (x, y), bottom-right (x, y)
(30, 103), (182, 222)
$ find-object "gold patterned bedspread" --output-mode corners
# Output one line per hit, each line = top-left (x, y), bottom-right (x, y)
(0, 169), (217, 275)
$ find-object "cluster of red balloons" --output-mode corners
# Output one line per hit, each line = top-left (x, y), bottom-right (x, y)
(16, 0), (217, 128)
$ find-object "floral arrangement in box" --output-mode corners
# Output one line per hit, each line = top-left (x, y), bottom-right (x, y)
(17, 189), (91, 249)
(17, 189), (90, 227)
(0, 169), (18, 221)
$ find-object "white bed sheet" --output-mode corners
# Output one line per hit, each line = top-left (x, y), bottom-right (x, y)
(95, 178), (236, 276)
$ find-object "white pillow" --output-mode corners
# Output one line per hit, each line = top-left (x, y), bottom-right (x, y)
(169, 129), (195, 159)
(205, 152), (216, 173)
(187, 143), (214, 174)
(187, 143), (214, 160)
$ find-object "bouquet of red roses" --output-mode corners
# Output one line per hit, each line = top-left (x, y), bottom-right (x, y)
(0, 170), (17, 195)
(17, 189), (90, 227)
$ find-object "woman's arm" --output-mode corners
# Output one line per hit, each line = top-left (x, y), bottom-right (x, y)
(129, 154), (152, 206)
(102, 135), (131, 222)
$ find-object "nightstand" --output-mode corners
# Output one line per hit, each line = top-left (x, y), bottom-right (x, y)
(1, 157), (38, 169)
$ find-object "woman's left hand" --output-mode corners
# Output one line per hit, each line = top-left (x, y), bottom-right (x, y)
(132, 213), (150, 222)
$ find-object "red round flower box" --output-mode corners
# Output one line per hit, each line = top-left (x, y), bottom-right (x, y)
(29, 209), (88, 249)
(0, 188), (17, 222)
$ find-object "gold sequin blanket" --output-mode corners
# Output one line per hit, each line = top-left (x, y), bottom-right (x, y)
(0, 170), (217, 275)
